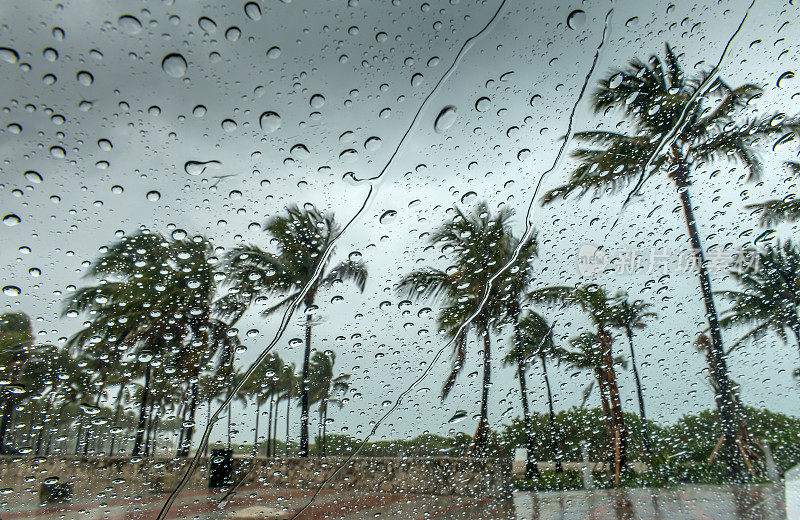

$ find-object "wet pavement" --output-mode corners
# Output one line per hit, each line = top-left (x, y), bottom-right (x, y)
(2, 484), (785, 519)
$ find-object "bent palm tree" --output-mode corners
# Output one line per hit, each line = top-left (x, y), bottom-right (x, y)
(505, 311), (563, 473)
(64, 230), (225, 456)
(541, 44), (800, 480)
(222, 205), (367, 457)
(308, 351), (350, 457)
(397, 202), (514, 457)
(532, 284), (628, 483)
(719, 241), (800, 360)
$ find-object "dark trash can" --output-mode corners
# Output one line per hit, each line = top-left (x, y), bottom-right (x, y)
(40, 480), (73, 503)
(209, 448), (234, 488)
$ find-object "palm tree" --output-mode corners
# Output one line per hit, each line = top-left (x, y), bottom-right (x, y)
(308, 351), (350, 457)
(748, 162), (800, 225)
(532, 284), (628, 482)
(556, 332), (627, 475)
(611, 295), (657, 462)
(397, 202), (515, 457)
(222, 205), (367, 457)
(504, 311), (563, 473)
(719, 241), (800, 360)
(0, 312), (72, 454)
(541, 44), (800, 479)
(279, 362), (299, 455)
(64, 229), (227, 456)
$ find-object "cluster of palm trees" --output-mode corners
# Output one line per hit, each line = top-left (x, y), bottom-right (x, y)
(1, 44), (799, 487)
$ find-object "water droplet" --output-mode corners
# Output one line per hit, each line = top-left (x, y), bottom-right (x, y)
(364, 136), (382, 151)
(2, 285), (20, 296)
(0, 47), (19, 64)
(24, 171), (42, 183)
(43, 48), (58, 62)
(266, 46), (281, 59)
(198, 16), (217, 33)
(778, 71), (795, 88)
(111, 185), (124, 194)
(225, 26), (241, 41)
(42, 74), (57, 85)
(6, 123), (21, 134)
(310, 94), (326, 108)
(244, 2), (262, 20)
(475, 97), (491, 112)
(193, 105), (207, 117)
(52, 26), (65, 40)
(625, 16), (639, 27)
(517, 149), (530, 161)
(448, 410), (467, 424)
(379, 107), (391, 119)
(161, 53), (187, 78)
(609, 73), (623, 89)
(411, 73), (423, 87)
(118, 15), (142, 35)
(171, 229), (188, 240)
(97, 139), (113, 151)
(434, 105), (457, 133)
(379, 210), (397, 224)
(221, 119), (238, 132)
(460, 191), (477, 204)
(290, 143), (310, 159)
(90, 49), (103, 60)
(184, 160), (221, 176)
(376, 31), (388, 42)
(259, 111), (281, 132)
(148, 105), (161, 116)
(773, 132), (796, 151)
(567, 9), (586, 30)
(76, 70), (94, 86)
(146, 190), (161, 201)
(2, 214), (20, 226)
(50, 146), (66, 158)
(339, 149), (358, 162)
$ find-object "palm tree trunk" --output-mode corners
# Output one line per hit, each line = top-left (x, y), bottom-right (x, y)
(624, 326), (656, 464)
(473, 325), (492, 457)
(672, 158), (747, 482)
(322, 407), (328, 457)
(108, 383), (126, 456)
(266, 394), (274, 457)
(0, 394), (15, 455)
(144, 399), (155, 457)
(149, 415), (160, 456)
(286, 396), (291, 455)
(541, 358), (563, 472)
(300, 308), (313, 457)
(317, 404), (324, 458)
(252, 400), (261, 456)
(273, 399), (280, 456)
(132, 366), (151, 456)
(599, 328), (627, 480)
(178, 382), (198, 457)
(512, 319), (540, 479)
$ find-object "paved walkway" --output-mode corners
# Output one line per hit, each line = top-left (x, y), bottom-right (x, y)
(4, 484), (785, 519)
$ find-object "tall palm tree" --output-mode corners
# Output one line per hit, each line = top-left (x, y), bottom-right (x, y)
(504, 311), (563, 473)
(532, 284), (628, 482)
(719, 241), (800, 360)
(541, 44), (800, 479)
(64, 229), (227, 456)
(611, 295), (656, 462)
(308, 351), (350, 457)
(397, 202), (515, 457)
(279, 362), (299, 455)
(222, 205), (367, 457)
(556, 332), (626, 475)
(748, 162), (800, 225)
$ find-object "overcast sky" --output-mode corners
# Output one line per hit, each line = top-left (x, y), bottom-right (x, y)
(1, 0), (799, 449)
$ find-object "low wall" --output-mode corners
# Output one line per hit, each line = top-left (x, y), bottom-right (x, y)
(0, 456), (511, 499)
